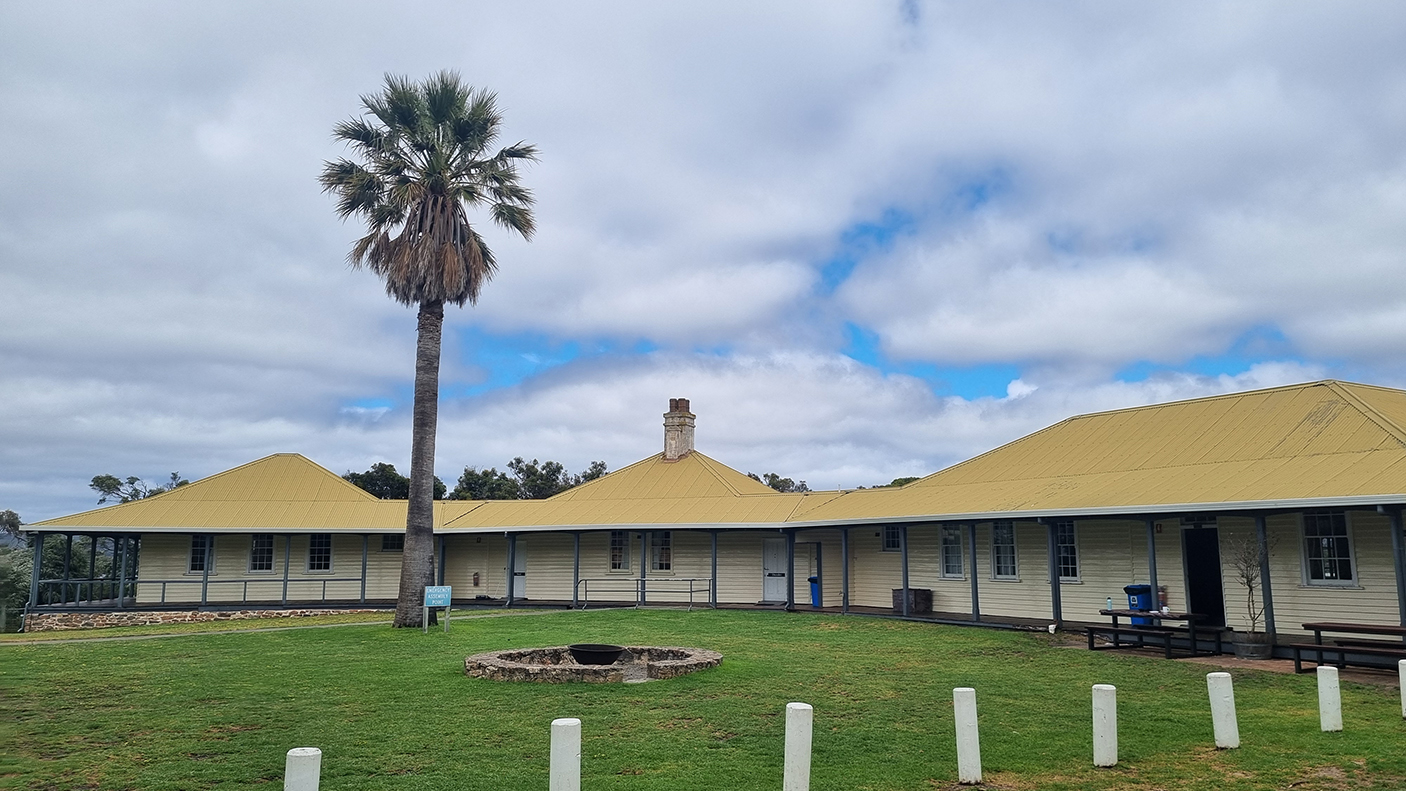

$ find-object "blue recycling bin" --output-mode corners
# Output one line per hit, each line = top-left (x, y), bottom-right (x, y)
(1124, 584), (1152, 625)
(808, 576), (820, 608)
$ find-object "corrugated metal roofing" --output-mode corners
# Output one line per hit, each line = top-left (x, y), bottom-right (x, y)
(802, 380), (1406, 522)
(31, 380), (1406, 533)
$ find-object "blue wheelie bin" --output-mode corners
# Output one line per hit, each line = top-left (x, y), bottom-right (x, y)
(808, 576), (820, 608)
(1124, 584), (1152, 624)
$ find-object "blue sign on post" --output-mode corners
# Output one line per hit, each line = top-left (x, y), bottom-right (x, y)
(423, 586), (452, 633)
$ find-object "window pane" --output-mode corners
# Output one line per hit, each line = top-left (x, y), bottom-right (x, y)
(652, 532), (672, 571)
(309, 535), (332, 571)
(610, 531), (629, 571)
(883, 525), (902, 551)
(189, 535), (208, 573)
(381, 534), (404, 552)
(941, 527), (963, 577)
(1056, 520), (1078, 580)
(1303, 510), (1352, 582)
(992, 521), (1017, 579)
(250, 535), (274, 572)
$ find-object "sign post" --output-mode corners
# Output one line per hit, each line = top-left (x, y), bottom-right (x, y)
(423, 585), (452, 634)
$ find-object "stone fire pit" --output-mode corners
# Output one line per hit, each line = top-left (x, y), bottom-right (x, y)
(464, 645), (721, 684)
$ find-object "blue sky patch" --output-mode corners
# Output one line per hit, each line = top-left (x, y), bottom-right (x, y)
(843, 322), (1020, 399)
(1116, 324), (1298, 382)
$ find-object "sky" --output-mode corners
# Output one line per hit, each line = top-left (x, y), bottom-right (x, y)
(3, 2), (1406, 520)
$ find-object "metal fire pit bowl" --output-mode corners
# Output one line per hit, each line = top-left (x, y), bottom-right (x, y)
(568, 643), (626, 665)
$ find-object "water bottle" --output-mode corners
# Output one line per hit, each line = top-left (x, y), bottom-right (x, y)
(1107, 596), (1113, 611)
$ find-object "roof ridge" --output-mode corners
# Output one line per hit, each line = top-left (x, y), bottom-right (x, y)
(1326, 381), (1406, 447)
(691, 452), (754, 496)
(542, 453), (663, 501)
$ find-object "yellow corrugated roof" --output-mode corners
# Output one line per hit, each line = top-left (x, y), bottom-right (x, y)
(33, 380), (1406, 533)
(802, 380), (1406, 522)
(32, 453), (417, 531)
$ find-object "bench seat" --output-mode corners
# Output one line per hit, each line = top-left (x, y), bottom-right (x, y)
(1290, 642), (1406, 673)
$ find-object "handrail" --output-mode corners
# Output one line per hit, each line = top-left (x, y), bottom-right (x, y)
(35, 576), (364, 607)
(574, 577), (714, 612)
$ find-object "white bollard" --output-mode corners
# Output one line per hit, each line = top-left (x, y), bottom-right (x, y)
(1206, 672), (1240, 749)
(1092, 684), (1117, 767)
(550, 718), (581, 791)
(1398, 660), (1406, 719)
(784, 702), (813, 791)
(952, 687), (982, 784)
(1318, 665), (1343, 732)
(284, 747), (321, 791)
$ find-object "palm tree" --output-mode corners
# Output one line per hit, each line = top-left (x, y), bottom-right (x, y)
(320, 72), (536, 627)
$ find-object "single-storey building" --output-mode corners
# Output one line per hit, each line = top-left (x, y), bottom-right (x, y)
(24, 380), (1406, 651)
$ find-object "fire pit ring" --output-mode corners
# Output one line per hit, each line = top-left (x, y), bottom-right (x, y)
(568, 643), (625, 665)
(465, 645), (722, 684)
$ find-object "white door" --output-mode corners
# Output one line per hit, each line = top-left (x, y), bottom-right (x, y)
(762, 537), (788, 602)
(512, 539), (528, 599)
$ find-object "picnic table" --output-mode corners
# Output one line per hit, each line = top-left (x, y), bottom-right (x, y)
(1291, 622), (1406, 673)
(1087, 609), (1221, 658)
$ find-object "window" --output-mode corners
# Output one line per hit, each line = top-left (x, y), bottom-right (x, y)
(1303, 510), (1354, 584)
(189, 535), (212, 574)
(381, 534), (404, 552)
(308, 534), (332, 572)
(249, 535), (274, 572)
(941, 526), (963, 578)
(882, 525), (902, 551)
(991, 521), (1018, 579)
(651, 532), (673, 572)
(1055, 520), (1079, 581)
(610, 531), (630, 571)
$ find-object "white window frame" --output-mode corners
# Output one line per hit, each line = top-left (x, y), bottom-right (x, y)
(1300, 510), (1358, 587)
(609, 530), (631, 572)
(990, 521), (1019, 581)
(188, 535), (214, 575)
(248, 535), (275, 573)
(882, 525), (902, 552)
(380, 533), (404, 552)
(940, 526), (964, 579)
(307, 534), (334, 573)
(651, 531), (673, 573)
(1055, 519), (1080, 582)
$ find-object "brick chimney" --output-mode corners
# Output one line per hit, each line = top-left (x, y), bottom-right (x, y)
(663, 398), (696, 461)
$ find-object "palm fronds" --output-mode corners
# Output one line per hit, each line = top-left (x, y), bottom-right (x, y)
(320, 70), (536, 307)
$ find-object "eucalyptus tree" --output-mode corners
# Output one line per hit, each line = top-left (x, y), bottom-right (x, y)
(321, 72), (537, 627)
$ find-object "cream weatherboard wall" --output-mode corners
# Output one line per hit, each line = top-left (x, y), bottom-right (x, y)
(134, 533), (401, 605)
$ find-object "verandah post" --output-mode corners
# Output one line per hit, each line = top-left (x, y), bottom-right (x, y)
(899, 524), (910, 617)
(840, 527), (849, 614)
(709, 530), (718, 608)
(87, 534), (97, 603)
(785, 529), (796, 611)
(200, 534), (212, 606)
(968, 522), (980, 621)
(1145, 516), (1160, 614)
(1045, 519), (1063, 626)
(1382, 506), (1406, 632)
(1255, 513), (1277, 638)
(505, 532), (517, 607)
(282, 534), (291, 606)
(360, 535), (368, 605)
(62, 534), (72, 604)
(28, 532), (43, 611)
(572, 532), (581, 610)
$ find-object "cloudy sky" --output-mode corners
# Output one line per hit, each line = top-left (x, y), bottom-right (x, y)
(4, 2), (1406, 520)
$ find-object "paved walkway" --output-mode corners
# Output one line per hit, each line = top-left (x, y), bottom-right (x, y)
(0, 608), (566, 646)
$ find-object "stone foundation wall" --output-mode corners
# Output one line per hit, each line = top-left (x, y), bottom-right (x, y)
(23, 608), (388, 632)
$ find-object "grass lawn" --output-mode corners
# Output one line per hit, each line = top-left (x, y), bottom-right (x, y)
(2, 609), (1404, 790)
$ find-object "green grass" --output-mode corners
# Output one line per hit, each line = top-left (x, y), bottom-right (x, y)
(2, 609), (1403, 790)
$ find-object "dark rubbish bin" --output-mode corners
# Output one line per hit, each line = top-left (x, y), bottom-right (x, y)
(1124, 584), (1153, 625)
(808, 576), (819, 608)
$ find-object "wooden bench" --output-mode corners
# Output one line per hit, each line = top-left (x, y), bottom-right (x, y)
(1294, 622), (1406, 672)
(1087, 624), (1180, 659)
(1290, 642), (1406, 673)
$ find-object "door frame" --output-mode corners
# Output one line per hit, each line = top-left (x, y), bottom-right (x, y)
(1180, 520), (1226, 628)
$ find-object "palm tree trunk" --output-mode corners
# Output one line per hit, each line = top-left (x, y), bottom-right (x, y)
(393, 300), (444, 627)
